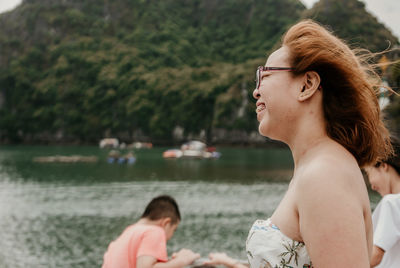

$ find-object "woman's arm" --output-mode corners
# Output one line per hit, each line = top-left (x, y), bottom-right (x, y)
(296, 163), (370, 267)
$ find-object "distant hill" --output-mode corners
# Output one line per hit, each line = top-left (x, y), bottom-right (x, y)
(304, 0), (398, 52)
(0, 0), (305, 67)
(0, 0), (398, 144)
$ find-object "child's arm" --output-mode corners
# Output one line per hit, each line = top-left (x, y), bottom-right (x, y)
(137, 249), (200, 268)
(203, 253), (249, 268)
(370, 245), (385, 267)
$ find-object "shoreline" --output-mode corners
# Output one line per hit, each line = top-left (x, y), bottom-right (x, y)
(0, 139), (289, 149)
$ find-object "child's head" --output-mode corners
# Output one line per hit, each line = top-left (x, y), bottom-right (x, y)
(364, 137), (400, 196)
(141, 195), (181, 240)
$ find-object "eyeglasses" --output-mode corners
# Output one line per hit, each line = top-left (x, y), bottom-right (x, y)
(255, 66), (295, 90)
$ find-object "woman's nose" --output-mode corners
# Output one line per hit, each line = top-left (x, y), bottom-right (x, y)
(253, 88), (260, 99)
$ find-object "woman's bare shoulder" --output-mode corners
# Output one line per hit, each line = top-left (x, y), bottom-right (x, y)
(294, 155), (370, 267)
(294, 151), (366, 206)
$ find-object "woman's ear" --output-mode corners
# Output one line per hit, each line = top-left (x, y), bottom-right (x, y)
(298, 71), (321, 102)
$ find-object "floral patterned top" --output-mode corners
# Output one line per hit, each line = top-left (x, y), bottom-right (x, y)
(246, 219), (313, 268)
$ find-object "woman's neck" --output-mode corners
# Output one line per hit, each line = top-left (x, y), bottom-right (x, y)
(289, 135), (332, 171)
(286, 114), (330, 171)
(284, 98), (329, 170)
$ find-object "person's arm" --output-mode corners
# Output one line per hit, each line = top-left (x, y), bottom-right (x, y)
(137, 256), (158, 268)
(371, 195), (400, 267)
(203, 252), (248, 268)
(296, 163), (370, 267)
(137, 249), (200, 268)
(370, 245), (385, 267)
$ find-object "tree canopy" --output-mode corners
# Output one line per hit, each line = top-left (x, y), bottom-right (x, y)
(0, 0), (398, 144)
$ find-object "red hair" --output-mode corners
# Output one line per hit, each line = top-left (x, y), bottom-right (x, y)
(283, 20), (392, 167)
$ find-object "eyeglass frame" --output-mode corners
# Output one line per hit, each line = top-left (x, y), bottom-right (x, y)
(255, 66), (295, 90)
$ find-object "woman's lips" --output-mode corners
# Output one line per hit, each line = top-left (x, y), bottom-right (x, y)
(256, 103), (266, 121)
(256, 104), (266, 113)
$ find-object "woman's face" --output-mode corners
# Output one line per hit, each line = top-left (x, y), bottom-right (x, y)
(253, 47), (302, 140)
(364, 164), (391, 196)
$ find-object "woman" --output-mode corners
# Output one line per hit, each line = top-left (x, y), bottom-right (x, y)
(364, 140), (400, 268)
(246, 19), (392, 267)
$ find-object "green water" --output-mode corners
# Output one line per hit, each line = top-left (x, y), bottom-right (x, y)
(0, 146), (380, 268)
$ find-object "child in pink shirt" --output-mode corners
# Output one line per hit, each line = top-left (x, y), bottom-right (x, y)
(102, 195), (200, 268)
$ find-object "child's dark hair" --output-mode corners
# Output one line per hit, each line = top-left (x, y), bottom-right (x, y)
(375, 137), (400, 175)
(141, 195), (181, 224)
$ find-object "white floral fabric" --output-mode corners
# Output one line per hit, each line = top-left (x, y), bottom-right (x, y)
(246, 219), (312, 268)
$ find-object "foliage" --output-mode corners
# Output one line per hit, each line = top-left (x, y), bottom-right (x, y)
(0, 0), (398, 143)
(385, 61), (400, 134)
(303, 0), (398, 52)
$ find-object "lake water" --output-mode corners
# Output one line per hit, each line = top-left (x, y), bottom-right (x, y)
(0, 145), (380, 268)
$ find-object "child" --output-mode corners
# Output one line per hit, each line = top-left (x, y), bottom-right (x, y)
(102, 195), (200, 268)
(364, 139), (400, 268)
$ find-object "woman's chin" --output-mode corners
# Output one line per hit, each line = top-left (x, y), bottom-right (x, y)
(256, 110), (266, 122)
(258, 123), (270, 137)
(259, 122), (281, 141)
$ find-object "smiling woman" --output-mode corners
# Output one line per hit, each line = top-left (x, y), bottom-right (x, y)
(249, 19), (393, 267)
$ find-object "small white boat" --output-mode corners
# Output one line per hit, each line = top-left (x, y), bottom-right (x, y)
(99, 138), (119, 148)
(163, 149), (183, 158)
(162, 141), (221, 159)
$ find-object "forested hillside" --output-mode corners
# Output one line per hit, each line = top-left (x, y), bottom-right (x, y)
(305, 0), (398, 52)
(0, 0), (398, 144)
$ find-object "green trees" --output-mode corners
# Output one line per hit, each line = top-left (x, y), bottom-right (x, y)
(0, 0), (398, 144)
(304, 0), (398, 52)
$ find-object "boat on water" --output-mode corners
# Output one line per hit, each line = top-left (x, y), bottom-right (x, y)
(128, 142), (153, 149)
(107, 156), (136, 164)
(99, 138), (119, 148)
(162, 141), (221, 159)
(107, 150), (136, 164)
(163, 149), (184, 159)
